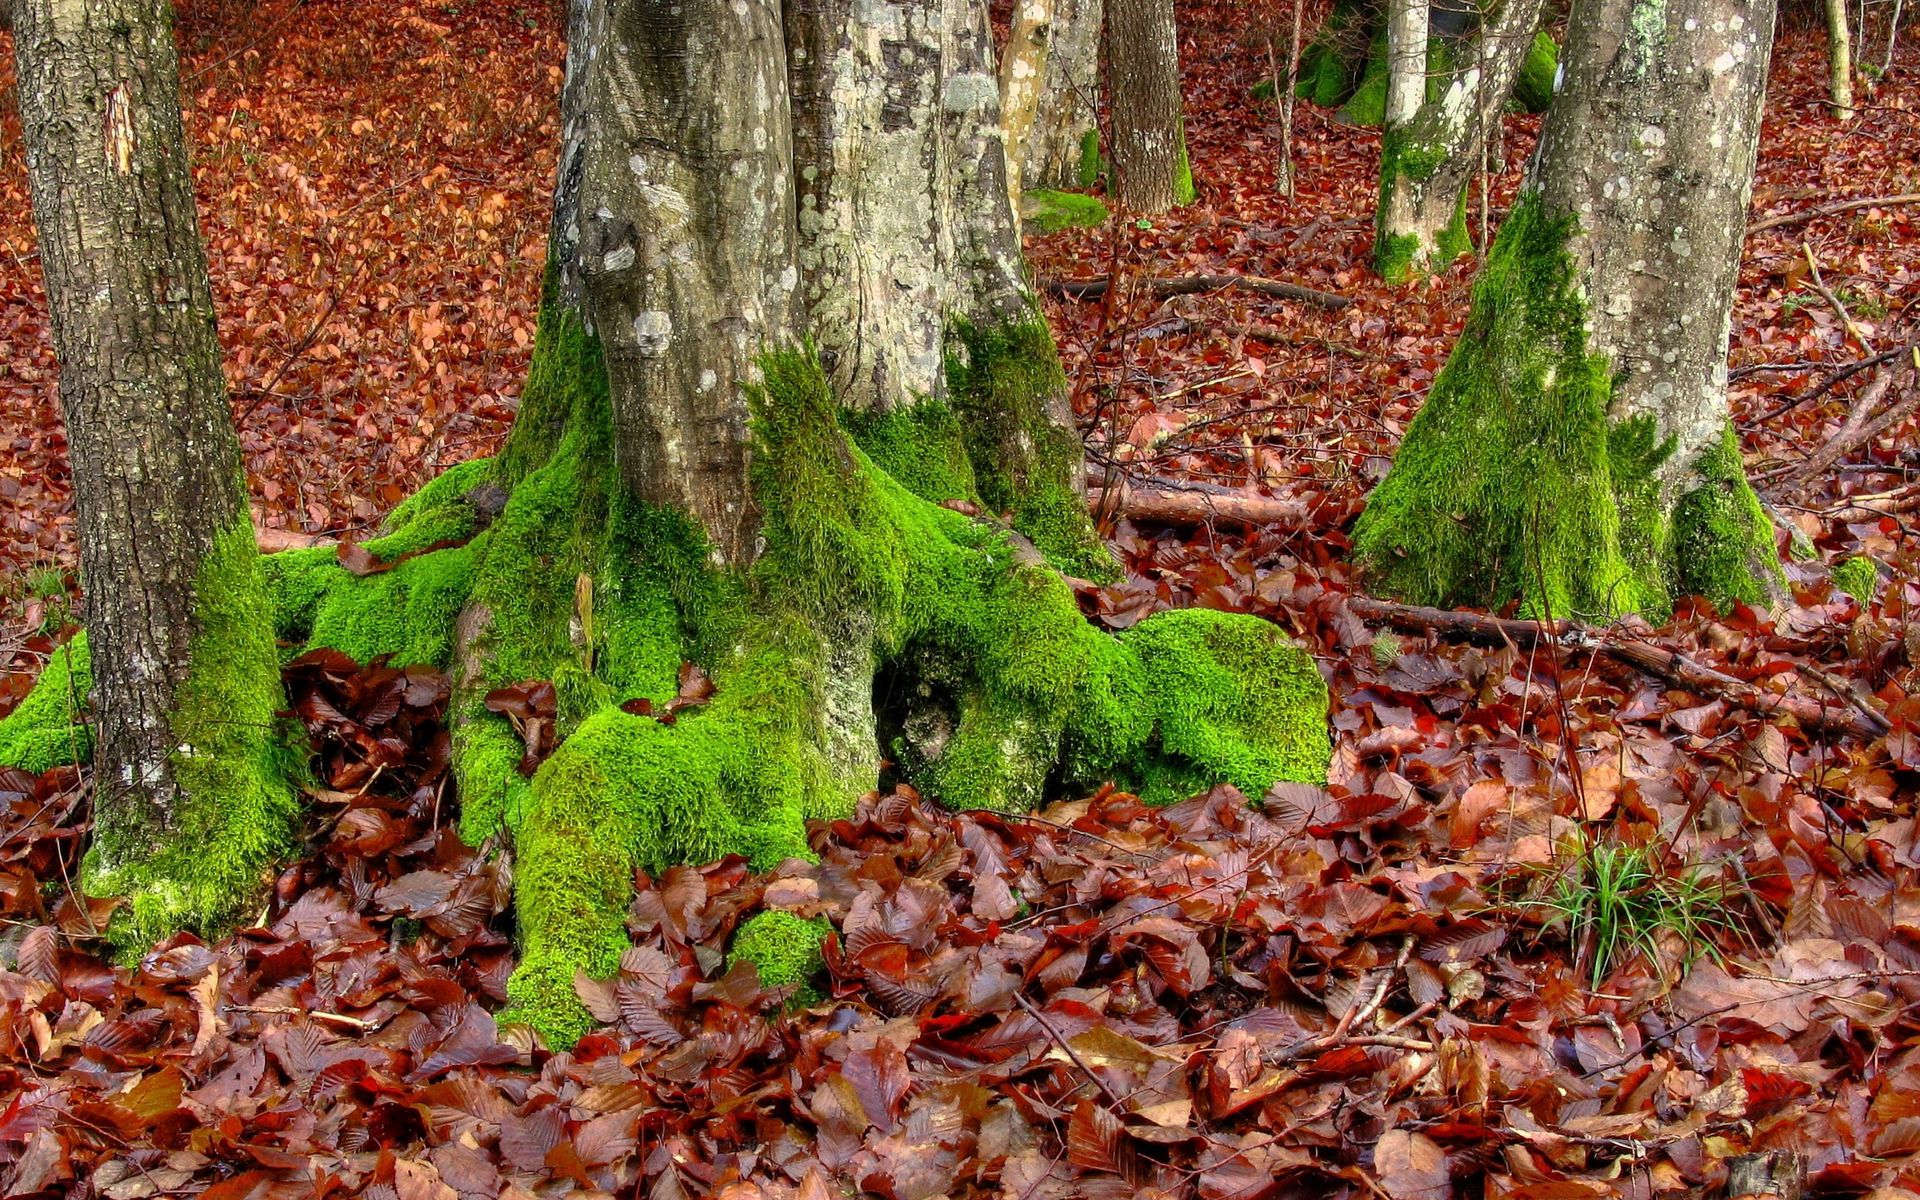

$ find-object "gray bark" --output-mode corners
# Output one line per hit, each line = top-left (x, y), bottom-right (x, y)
(10, 0), (256, 861)
(1532, 0), (1777, 503)
(1825, 0), (1854, 116)
(569, 0), (799, 566)
(1024, 0), (1101, 190)
(1105, 0), (1185, 212)
(1376, 0), (1545, 279)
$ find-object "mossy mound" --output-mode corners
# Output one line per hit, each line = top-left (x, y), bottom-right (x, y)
(1352, 192), (1780, 620)
(1832, 556), (1879, 604)
(1022, 189), (1110, 235)
(728, 910), (831, 1003)
(0, 631), (91, 773)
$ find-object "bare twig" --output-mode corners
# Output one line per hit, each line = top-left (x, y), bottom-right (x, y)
(1043, 271), (1352, 310)
(1746, 191), (1920, 236)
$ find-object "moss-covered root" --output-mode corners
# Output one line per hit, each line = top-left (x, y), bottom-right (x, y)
(1511, 31), (1558, 114)
(946, 318), (1118, 583)
(82, 521), (303, 956)
(1351, 193), (1781, 620)
(1115, 608), (1331, 804)
(0, 631), (92, 773)
(729, 911), (831, 1004)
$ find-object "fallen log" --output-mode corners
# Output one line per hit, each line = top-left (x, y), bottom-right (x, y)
(1087, 479), (1312, 528)
(1043, 271), (1353, 310)
(1348, 596), (1889, 740)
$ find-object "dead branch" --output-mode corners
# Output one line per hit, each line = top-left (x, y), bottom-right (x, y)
(1347, 596), (1889, 740)
(1746, 191), (1920, 236)
(1043, 271), (1353, 310)
(1087, 478), (1312, 527)
(1757, 349), (1920, 494)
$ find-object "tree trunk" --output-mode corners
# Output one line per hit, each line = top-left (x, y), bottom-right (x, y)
(1353, 0), (1783, 618)
(1824, 0), (1854, 117)
(7, 0), (296, 947)
(1106, 0), (1192, 211)
(1000, 0), (1055, 220)
(1025, 0), (1103, 190)
(1374, 0), (1546, 281)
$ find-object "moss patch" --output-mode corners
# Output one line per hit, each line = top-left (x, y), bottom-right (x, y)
(728, 910), (831, 1003)
(946, 318), (1118, 582)
(1512, 30), (1558, 113)
(1833, 556), (1879, 604)
(0, 632), (92, 773)
(1352, 192), (1778, 619)
(83, 519), (303, 957)
(1077, 127), (1104, 189)
(1021, 189), (1111, 234)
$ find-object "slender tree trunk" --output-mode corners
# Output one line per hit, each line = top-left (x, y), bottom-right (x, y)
(1025, 0), (1103, 189)
(1276, 0), (1305, 196)
(1000, 0), (1055, 220)
(8, 0), (295, 944)
(1825, 0), (1854, 116)
(1374, 0), (1546, 281)
(1355, 0), (1783, 617)
(1106, 0), (1191, 211)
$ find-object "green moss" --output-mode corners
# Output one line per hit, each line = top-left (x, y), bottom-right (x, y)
(1340, 32), (1456, 128)
(842, 400), (979, 507)
(946, 318), (1118, 582)
(1021, 189), (1111, 235)
(1512, 30), (1558, 113)
(1832, 556), (1880, 604)
(1353, 192), (1778, 620)
(0, 632), (92, 772)
(1110, 608), (1331, 804)
(728, 910), (831, 1003)
(83, 519), (302, 956)
(1670, 425), (1784, 611)
(1077, 127), (1104, 189)
(1297, 39), (1355, 107)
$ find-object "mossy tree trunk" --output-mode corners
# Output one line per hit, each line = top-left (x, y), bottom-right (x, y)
(999, 0), (1055, 221)
(1824, 0), (1854, 116)
(1025, 0), (1103, 190)
(9, 0), (296, 949)
(1353, 0), (1784, 619)
(1106, 0), (1193, 211)
(1374, 0), (1546, 281)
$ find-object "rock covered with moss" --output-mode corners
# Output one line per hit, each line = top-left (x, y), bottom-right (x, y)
(1832, 557), (1879, 604)
(728, 910), (832, 1003)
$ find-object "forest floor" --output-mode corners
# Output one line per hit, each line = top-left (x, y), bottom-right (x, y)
(4, 1), (1920, 1197)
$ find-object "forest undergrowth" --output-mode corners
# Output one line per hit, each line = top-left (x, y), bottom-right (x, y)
(4, 0), (1920, 1195)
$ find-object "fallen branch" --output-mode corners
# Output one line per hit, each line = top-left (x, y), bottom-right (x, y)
(1348, 596), (1889, 739)
(1808, 484), (1920, 521)
(1043, 271), (1353, 310)
(1746, 191), (1920, 236)
(256, 526), (337, 553)
(1756, 348), (1920, 495)
(1087, 478), (1312, 528)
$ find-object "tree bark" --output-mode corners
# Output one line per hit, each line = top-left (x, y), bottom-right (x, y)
(1025, 0), (1102, 190)
(1374, 0), (1546, 281)
(9, 0), (295, 943)
(1824, 0), (1854, 117)
(1000, 0), (1055, 219)
(1106, 0), (1191, 212)
(1354, 0), (1783, 618)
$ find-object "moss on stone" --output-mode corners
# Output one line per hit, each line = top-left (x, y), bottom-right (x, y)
(0, 631), (92, 773)
(945, 318), (1118, 583)
(83, 519), (303, 957)
(1512, 30), (1558, 113)
(1021, 189), (1111, 235)
(1832, 556), (1879, 604)
(728, 910), (831, 1003)
(1353, 192), (1778, 620)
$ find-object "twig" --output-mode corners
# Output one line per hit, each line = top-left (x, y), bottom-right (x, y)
(1799, 242), (1873, 348)
(1013, 992), (1130, 1111)
(1348, 596), (1890, 739)
(1087, 478), (1312, 528)
(1043, 271), (1353, 310)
